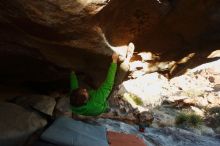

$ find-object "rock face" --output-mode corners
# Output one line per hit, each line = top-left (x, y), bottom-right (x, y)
(1, 0), (220, 136)
(119, 72), (168, 107)
(0, 0), (220, 86)
(11, 95), (56, 116)
(117, 59), (220, 109)
(110, 58), (220, 133)
(97, 0), (220, 54)
(0, 103), (47, 146)
(0, 0), (111, 85)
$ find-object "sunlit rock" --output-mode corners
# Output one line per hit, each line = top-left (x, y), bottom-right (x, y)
(190, 106), (205, 117)
(119, 72), (168, 108)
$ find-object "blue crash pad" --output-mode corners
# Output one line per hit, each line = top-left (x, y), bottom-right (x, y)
(41, 117), (109, 146)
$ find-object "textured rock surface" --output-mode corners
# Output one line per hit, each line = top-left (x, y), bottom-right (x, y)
(110, 59), (220, 133)
(97, 0), (220, 54)
(117, 59), (220, 108)
(1, 0), (220, 85)
(118, 72), (169, 107)
(11, 95), (56, 116)
(0, 102), (47, 146)
(0, 0), (111, 85)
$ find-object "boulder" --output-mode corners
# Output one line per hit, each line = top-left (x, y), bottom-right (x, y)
(0, 102), (47, 146)
(199, 125), (215, 136)
(216, 127), (220, 134)
(119, 73), (168, 108)
(190, 106), (205, 117)
(152, 108), (177, 127)
(11, 95), (56, 116)
(54, 97), (72, 118)
(1, 0), (220, 85)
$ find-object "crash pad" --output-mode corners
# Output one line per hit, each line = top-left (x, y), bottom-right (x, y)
(41, 117), (109, 146)
(107, 131), (146, 146)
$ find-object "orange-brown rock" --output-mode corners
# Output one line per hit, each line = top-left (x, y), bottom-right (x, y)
(0, 0), (220, 86)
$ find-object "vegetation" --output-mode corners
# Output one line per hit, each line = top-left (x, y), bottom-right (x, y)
(175, 113), (189, 125)
(188, 113), (203, 126)
(123, 93), (144, 106)
(131, 95), (144, 106)
(176, 112), (203, 127)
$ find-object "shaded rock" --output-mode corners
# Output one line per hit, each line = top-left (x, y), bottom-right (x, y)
(0, 84), (34, 102)
(54, 97), (72, 118)
(31, 95), (56, 116)
(126, 113), (137, 122)
(152, 108), (177, 127)
(0, 0), (109, 53)
(185, 125), (215, 136)
(216, 127), (220, 134)
(99, 112), (138, 125)
(10, 95), (56, 116)
(0, 102), (47, 146)
(119, 106), (129, 114)
(205, 106), (220, 128)
(98, 0), (220, 52)
(184, 127), (202, 135)
(138, 111), (154, 127)
(0, 0), (220, 86)
(99, 96), (141, 124)
(199, 125), (215, 136)
(0, 0), (111, 87)
(139, 111), (154, 123)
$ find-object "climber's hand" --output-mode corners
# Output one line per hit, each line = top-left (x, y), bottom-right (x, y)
(112, 53), (119, 63)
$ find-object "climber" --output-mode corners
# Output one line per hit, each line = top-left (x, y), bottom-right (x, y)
(69, 43), (135, 117)
(69, 52), (119, 116)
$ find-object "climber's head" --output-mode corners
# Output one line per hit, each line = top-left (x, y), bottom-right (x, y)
(70, 88), (89, 107)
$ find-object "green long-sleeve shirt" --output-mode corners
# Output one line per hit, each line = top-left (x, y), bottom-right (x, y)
(70, 62), (117, 116)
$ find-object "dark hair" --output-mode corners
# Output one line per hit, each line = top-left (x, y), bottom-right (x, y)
(70, 88), (88, 107)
